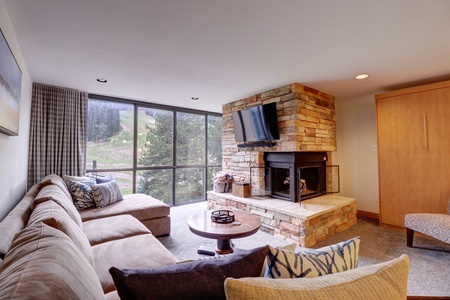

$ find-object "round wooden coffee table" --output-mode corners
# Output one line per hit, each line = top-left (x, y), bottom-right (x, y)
(187, 209), (261, 254)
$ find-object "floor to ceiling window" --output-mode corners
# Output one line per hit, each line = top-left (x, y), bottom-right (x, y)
(86, 95), (222, 205)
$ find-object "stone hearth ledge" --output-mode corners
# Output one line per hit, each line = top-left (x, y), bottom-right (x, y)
(207, 191), (357, 247)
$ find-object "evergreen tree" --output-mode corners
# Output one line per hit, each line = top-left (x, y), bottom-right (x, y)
(137, 111), (173, 203)
(207, 115), (222, 165)
(87, 100), (122, 142)
(137, 111), (222, 204)
(176, 112), (205, 165)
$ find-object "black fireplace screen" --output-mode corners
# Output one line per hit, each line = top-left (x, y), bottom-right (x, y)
(260, 152), (339, 202)
(268, 165), (326, 201)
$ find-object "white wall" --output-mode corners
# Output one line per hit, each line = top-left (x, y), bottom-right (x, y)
(0, 0), (32, 221)
(332, 94), (379, 214)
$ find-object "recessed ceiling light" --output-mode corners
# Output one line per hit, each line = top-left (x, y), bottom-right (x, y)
(96, 78), (107, 83)
(191, 97), (199, 101)
(355, 74), (369, 80)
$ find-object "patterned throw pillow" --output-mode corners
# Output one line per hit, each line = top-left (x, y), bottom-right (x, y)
(91, 180), (123, 208)
(264, 236), (360, 279)
(66, 179), (96, 210)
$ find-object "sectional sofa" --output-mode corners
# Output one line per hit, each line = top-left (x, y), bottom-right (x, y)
(0, 174), (178, 299)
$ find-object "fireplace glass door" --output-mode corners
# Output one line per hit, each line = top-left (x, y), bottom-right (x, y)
(272, 167), (291, 199)
(297, 166), (325, 200)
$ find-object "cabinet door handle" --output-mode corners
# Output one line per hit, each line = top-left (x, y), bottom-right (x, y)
(423, 114), (428, 150)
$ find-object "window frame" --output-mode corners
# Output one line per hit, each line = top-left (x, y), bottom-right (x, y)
(86, 94), (222, 206)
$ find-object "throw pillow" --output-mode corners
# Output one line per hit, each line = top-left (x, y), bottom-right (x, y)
(62, 174), (93, 183)
(95, 174), (114, 184)
(66, 179), (96, 209)
(91, 180), (123, 208)
(109, 245), (270, 300)
(225, 254), (410, 300)
(265, 236), (360, 279)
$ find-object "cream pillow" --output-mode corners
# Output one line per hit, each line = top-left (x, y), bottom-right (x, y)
(225, 254), (410, 300)
(265, 236), (360, 278)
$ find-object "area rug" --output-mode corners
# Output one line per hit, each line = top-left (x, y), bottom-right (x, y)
(158, 201), (450, 297)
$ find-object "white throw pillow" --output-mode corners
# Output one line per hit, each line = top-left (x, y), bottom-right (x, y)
(265, 236), (360, 278)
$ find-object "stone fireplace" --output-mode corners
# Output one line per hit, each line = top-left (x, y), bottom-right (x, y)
(220, 83), (337, 195)
(207, 83), (356, 247)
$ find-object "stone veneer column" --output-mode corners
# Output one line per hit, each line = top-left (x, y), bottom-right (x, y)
(221, 83), (336, 193)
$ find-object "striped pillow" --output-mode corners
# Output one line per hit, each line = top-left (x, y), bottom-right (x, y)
(91, 180), (123, 208)
(265, 236), (360, 279)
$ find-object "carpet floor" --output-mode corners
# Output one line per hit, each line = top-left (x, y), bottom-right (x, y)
(158, 201), (450, 297)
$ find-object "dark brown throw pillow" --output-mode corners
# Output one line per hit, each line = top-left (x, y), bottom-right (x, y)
(109, 245), (270, 300)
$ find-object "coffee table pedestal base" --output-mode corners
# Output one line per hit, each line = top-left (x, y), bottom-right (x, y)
(216, 239), (233, 254)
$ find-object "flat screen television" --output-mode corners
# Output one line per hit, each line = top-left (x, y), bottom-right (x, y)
(232, 102), (280, 143)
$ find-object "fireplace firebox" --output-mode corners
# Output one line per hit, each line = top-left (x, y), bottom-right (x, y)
(264, 152), (338, 202)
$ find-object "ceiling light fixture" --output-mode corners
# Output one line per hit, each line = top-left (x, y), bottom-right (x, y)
(191, 97), (199, 101)
(96, 78), (107, 83)
(355, 74), (369, 80)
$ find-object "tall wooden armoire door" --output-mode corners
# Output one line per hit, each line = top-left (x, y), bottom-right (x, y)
(376, 81), (450, 228)
(376, 93), (414, 227)
(406, 89), (448, 215)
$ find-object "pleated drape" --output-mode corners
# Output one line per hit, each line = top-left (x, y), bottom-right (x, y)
(27, 83), (88, 189)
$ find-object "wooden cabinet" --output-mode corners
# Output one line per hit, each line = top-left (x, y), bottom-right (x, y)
(376, 81), (450, 228)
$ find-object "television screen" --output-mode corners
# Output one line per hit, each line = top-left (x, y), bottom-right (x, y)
(232, 102), (280, 143)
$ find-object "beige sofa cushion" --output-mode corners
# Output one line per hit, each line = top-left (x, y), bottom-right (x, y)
(225, 254), (410, 300)
(140, 216), (171, 237)
(79, 193), (170, 222)
(31, 184), (82, 227)
(38, 173), (73, 200)
(82, 214), (151, 246)
(28, 200), (94, 265)
(0, 185), (39, 259)
(92, 234), (178, 293)
(0, 222), (104, 300)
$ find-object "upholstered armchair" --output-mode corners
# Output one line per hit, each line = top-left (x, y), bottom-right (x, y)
(404, 199), (450, 247)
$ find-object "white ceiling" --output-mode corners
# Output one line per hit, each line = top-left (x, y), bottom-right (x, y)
(4, 0), (450, 113)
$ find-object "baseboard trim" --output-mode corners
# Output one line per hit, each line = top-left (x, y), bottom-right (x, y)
(407, 296), (450, 300)
(357, 210), (379, 220)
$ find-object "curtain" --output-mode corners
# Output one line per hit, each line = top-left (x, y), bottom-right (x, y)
(27, 83), (88, 189)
